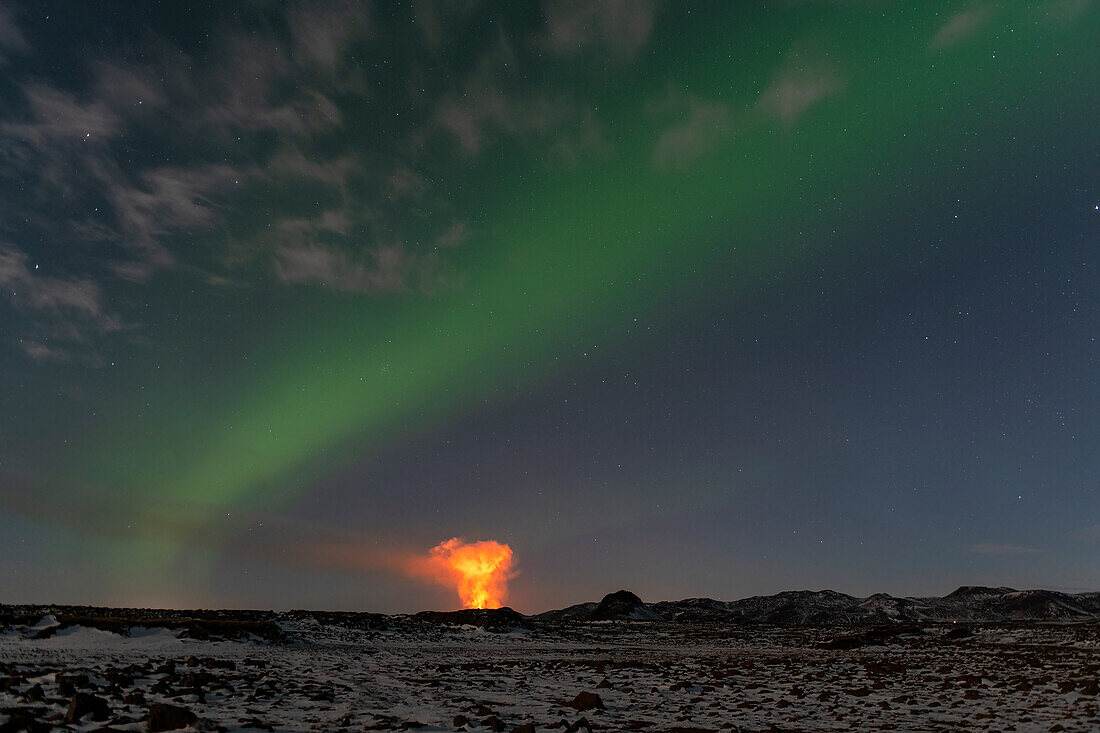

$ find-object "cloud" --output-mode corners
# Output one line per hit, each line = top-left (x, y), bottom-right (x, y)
(0, 244), (122, 358)
(436, 221), (470, 249)
(267, 147), (354, 188)
(758, 45), (844, 124)
(1068, 524), (1100, 541)
(274, 240), (445, 295)
(433, 36), (596, 157)
(1038, 0), (1095, 24)
(652, 96), (731, 170)
(930, 5), (992, 49)
(289, 0), (370, 73)
(194, 36), (337, 138)
(2, 84), (121, 145)
(971, 542), (1043, 556)
(0, 5), (28, 65)
(19, 340), (72, 363)
(542, 0), (658, 61)
(104, 163), (249, 279)
(0, 245), (106, 319)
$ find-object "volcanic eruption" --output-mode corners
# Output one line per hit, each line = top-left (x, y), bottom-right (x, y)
(412, 537), (515, 609)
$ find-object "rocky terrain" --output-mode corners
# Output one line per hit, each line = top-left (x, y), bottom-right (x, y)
(2, 588), (1098, 731)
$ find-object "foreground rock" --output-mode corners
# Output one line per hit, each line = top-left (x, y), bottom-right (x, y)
(65, 692), (110, 723)
(569, 691), (605, 711)
(147, 702), (197, 731)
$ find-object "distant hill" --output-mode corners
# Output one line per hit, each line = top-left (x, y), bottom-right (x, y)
(531, 586), (1100, 625)
(643, 586), (1100, 625)
(4, 586), (1098, 640)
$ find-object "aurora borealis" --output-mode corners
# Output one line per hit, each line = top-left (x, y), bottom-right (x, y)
(1, 1), (1098, 612)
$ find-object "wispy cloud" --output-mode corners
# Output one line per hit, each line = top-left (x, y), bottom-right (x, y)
(274, 239), (449, 295)
(541, 0), (658, 61)
(971, 542), (1043, 556)
(433, 35), (598, 158)
(652, 96), (732, 171)
(1068, 524), (1100, 541)
(758, 44), (844, 125)
(930, 5), (993, 49)
(0, 245), (108, 320)
(0, 5), (28, 66)
(19, 340), (73, 363)
(1038, 0), (1095, 24)
(0, 243), (122, 361)
(289, 0), (370, 73)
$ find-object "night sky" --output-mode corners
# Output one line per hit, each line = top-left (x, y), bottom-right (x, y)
(1, 1), (1098, 613)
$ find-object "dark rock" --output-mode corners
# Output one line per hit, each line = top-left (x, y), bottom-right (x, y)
(482, 716), (506, 732)
(595, 678), (611, 689)
(511, 724), (536, 733)
(570, 691), (605, 711)
(945, 626), (973, 639)
(104, 669), (134, 687)
(817, 635), (867, 650)
(124, 692), (146, 705)
(178, 671), (217, 690)
(0, 708), (52, 733)
(65, 692), (111, 723)
(453, 714), (470, 728)
(565, 719), (592, 733)
(21, 685), (43, 703)
(147, 702), (197, 732)
(241, 719), (275, 731)
(57, 674), (90, 689)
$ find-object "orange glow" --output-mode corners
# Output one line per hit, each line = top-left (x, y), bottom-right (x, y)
(416, 537), (515, 609)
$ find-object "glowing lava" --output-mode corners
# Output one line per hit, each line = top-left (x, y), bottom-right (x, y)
(419, 538), (514, 609)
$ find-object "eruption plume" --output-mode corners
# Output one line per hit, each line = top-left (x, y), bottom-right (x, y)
(410, 537), (515, 609)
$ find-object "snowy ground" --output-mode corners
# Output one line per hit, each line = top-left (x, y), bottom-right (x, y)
(2, 616), (1098, 731)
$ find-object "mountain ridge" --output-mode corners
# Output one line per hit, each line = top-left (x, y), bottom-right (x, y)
(4, 586), (1099, 632)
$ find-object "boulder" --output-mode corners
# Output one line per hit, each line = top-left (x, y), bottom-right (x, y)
(570, 691), (605, 711)
(147, 703), (197, 732)
(65, 693), (111, 723)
